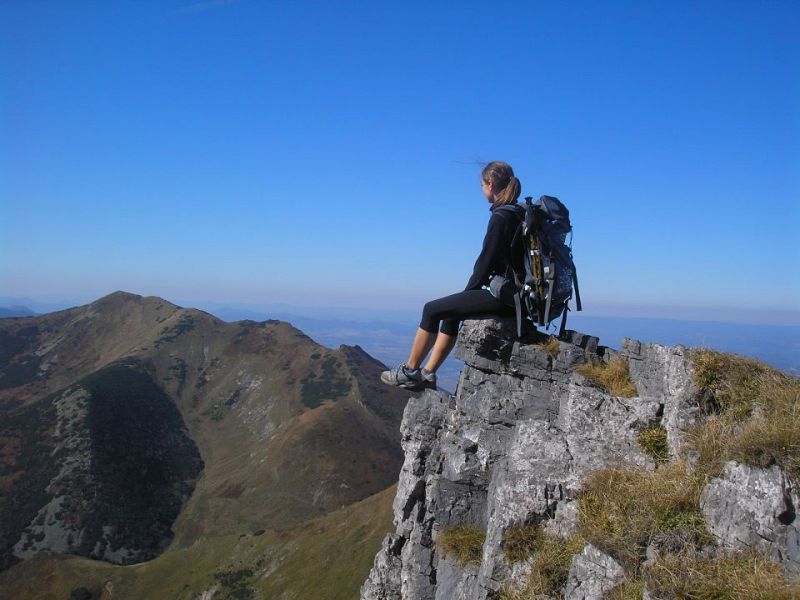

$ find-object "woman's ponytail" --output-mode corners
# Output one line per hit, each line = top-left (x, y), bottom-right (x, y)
(482, 161), (521, 206)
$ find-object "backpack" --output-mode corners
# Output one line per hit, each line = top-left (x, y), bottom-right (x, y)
(495, 195), (582, 338)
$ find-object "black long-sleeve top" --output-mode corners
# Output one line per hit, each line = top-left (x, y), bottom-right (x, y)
(464, 203), (525, 291)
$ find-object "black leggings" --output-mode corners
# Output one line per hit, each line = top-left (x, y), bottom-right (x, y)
(420, 289), (515, 337)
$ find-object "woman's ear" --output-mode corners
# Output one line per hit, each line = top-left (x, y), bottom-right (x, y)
(482, 179), (495, 201)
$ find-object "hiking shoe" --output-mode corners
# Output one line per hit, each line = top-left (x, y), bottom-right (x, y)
(380, 363), (424, 390)
(420, 368), (437, 390)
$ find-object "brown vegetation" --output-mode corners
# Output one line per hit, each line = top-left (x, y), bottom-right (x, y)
(576, 461), (707, 571)
(537, 336), (560, 358)
(499, 528), (584, 599)
(644, 549), (800, 599)
(637, 424), (670, 463)
(576, 357), (638, 397)
(570, 349), (800, 597)
(436, 525), (486, 567)
(687, 349), (800, 484)
(503, 523), (542, 564)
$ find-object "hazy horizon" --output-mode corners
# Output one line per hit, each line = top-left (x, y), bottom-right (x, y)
(2, 288), (798, 392)
(2, 288), (800, 328)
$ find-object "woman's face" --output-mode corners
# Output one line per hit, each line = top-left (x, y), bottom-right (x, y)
(481, 178), (494, 202)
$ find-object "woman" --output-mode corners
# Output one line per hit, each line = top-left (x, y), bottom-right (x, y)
(381, 161), (524, 391)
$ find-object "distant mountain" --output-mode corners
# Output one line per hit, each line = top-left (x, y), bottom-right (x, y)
(0, 291), (408, 596)
(201, 305), (800, 389)
(0, 296), (78, 315)
(0, 305), (36, 318)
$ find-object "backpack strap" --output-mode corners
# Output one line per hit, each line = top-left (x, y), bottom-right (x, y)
(573, 269), (582, 311)
(513, 292), (523, 338)
(543, 278), (554, 326)
(494, 204), (526, 338)
(559, 303), (569, 338)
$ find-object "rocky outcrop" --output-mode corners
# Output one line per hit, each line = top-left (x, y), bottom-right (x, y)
(362, 318), (708, 600)
(700, 461), (800, 577)
(621, 339), (702, 457)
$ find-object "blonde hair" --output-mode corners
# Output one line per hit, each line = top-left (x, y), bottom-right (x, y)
(482, 161), (521, 206)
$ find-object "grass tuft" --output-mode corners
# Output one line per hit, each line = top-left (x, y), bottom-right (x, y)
(499, 532), (584, 600)
(503, 523), (542, 564)
(692, 350), (771, 420)
(436, 525), (485, 567)
(575, 461), (707, 571)
(687, 350), (800, 484)
(637, 424), (670, 463)
(644, 549), (800, 599)
(537, 336), (560, 358)
(606, 577), (644, 600)
(576, 357), (638, 397)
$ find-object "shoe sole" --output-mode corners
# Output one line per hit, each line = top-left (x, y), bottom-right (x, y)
(380, 373), (420, 389)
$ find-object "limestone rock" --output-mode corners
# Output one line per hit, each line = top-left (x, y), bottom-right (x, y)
(622, 338), (702, 456)
(563, 543), (625, 600)
(700, 461), (800, 577)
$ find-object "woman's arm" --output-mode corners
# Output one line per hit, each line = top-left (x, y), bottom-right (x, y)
(464, 213), (505, 291)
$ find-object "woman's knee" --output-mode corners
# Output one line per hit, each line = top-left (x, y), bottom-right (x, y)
(420, 300), (442, 333)
(440, 319), (459, 336)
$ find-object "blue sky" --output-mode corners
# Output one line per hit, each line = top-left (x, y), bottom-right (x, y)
(2, 1), (798, 324)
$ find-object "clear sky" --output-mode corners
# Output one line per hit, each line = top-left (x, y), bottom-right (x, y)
(2, 1), (798, 324)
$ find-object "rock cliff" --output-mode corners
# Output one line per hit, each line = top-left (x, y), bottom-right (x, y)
(361, 318), (799, 599)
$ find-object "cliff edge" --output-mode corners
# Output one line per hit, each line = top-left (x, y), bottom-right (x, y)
(361, 318), (799, 599)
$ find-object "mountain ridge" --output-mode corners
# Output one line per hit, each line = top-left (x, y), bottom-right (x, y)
(0, 290), (408, 580)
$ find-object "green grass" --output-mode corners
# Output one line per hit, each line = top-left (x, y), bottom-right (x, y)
(436, 525), (486, 567)
(576, 357), (638, 397)
(300, 356), (352, 409)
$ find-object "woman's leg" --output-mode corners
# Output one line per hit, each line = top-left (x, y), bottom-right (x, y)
(406, 327), (437, 369)
(416, 289), (514, 373)
(423, 332), (457, 373)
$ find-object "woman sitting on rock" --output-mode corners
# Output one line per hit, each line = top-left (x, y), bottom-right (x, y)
(381, 161), (525, 391)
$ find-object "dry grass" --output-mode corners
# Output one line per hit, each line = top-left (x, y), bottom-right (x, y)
(692, 350), (772, 420)
(560, 350), (800, 598)
(637, 424), (670, 463)
(606, 577), (644, 600)
(436, 525), (485, 567)
(576, 357), (638, 397)
(575, 461), (707, 571)
(498, 532), (584, 600)
(537, 336), (560, 358)
(503, 523), (542, 564)
(687, 350), (800, 483)
(644, 549), (800, 599)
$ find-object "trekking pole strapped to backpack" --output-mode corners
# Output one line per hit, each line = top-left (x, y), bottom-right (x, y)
(497, 195), (582, 338)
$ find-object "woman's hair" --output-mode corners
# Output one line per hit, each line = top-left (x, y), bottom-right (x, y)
(482, 161), (521, 206)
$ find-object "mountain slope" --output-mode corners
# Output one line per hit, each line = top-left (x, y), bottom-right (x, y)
(0, 290), (408, 574)
(0, 483), (397, 600)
